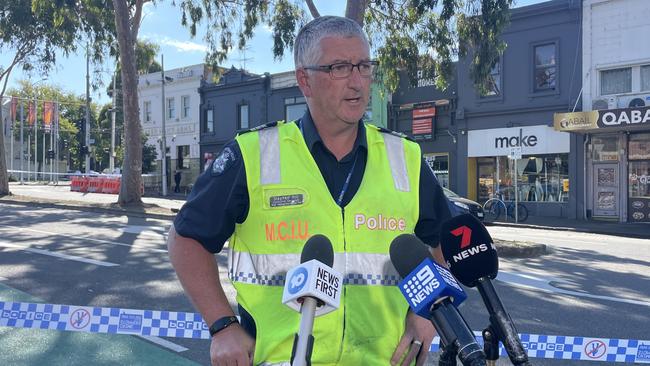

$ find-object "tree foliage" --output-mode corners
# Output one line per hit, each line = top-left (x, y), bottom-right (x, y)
(177, 0), (512, 93)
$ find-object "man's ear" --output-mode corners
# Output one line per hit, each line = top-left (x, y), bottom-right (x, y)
(296, 68), (312, 98)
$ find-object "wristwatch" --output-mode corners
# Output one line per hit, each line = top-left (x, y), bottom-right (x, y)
(209, 316), (239, 337)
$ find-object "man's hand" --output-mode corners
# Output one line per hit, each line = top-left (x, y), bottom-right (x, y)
(210, 324), (255, 366)
(390, 311), (436, 366)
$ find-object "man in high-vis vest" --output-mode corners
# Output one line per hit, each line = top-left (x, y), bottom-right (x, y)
(168, 16), (452, 366)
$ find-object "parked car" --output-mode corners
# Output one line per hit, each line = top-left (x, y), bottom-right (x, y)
(443, 187), (484, 221)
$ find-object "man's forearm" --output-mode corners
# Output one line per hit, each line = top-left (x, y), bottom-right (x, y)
(168, 225), (234, 324)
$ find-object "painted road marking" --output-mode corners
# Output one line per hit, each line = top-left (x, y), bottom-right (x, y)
(497, 271), (650, 307)
(1, 300), (648, 363)
(0, 240), (119, 267)
(138, 335), (189, 352)
(0, 226), (167, 253)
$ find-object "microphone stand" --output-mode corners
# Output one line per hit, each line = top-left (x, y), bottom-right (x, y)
(477, 279), (532, 366)
(290, 297), (317, 366)
(482, 327), (499, 366)
(438, 340), (458, 366)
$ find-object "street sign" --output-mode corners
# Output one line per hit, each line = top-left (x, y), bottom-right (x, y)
(509, 147), (522, 160)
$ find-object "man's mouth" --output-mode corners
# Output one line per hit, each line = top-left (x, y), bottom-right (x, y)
(345, 97), (362, 104)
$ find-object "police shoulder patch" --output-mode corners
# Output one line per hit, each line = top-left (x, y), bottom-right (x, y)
(212, 147), (236, 176)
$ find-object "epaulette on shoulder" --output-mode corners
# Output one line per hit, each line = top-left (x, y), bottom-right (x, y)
(237, 121), (279, 135)
(374, 125), (415, 142)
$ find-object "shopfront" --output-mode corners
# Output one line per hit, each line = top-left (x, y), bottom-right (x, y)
(554, 106), (650, 222)
(468, 125), (571, 217)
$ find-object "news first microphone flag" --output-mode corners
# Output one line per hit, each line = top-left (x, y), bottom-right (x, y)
(282, 259), (343, 316)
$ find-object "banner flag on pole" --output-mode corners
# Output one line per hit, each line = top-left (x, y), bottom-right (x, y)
(10, 96), (18, 122)
(27, 101), (36, 128)
(43, 101), (53, 132)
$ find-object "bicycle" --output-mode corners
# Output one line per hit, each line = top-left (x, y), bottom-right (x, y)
(483, 195), (529, 222)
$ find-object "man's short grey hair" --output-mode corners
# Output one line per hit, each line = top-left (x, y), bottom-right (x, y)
(294, 16), (369, 68)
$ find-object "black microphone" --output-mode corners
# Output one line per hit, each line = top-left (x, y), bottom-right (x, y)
(282, 234), (342, 366)
(390, 234), (486, 366)
(441, 214), (531, 366)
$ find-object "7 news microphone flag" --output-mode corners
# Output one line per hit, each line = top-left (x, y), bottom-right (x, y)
(390, 234), (487, 366)
(282, 234), (342, 366)
(441, 213), (531, 366)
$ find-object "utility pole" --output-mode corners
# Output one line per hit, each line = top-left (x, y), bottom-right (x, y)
(110, 70), (117, 172)
(160, 54), (168, 196)
(85, 43), (91, 174)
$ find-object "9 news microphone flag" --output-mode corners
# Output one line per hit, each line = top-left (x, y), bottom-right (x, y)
(441, 214), (531, 366)
(282, 235), (342, 366)
(390, 234), (487, 366)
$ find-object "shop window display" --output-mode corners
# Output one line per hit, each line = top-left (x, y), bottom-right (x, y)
(478, 154), (569, 203)
(628, 133), (650, 222)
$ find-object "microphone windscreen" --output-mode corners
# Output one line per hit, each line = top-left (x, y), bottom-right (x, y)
(389, 234), (432, 278)
(301, 234), (334, 267)
(440, 214), (498, 287)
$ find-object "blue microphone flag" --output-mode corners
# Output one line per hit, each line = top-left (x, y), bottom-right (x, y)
(397, 257), (467, 318)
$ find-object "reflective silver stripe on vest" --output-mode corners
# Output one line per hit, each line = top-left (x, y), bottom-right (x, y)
(259, 127), (281, 185)
(229, 251), (400, 287)
(382, 133), (410, 192)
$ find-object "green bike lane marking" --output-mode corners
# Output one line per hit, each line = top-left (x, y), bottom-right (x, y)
(0, 283), (201, 366)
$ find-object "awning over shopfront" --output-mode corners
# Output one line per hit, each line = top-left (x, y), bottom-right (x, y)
(554, 106), (650, 133)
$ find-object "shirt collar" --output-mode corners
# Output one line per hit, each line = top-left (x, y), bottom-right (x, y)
(298, 108), (368, 154)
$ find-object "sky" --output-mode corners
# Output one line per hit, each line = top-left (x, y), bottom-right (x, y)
(1, 0), (544, 106)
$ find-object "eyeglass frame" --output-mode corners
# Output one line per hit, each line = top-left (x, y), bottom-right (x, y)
(302, 60), (379, 79)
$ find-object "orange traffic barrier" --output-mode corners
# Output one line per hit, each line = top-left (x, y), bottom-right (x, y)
(87, 177), (103, 193)
(70, 176), (81, 192)
(79, 176), (89, 192)
(102, 177), (121, 194)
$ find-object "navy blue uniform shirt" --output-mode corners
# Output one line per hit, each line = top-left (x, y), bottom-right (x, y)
(174, 110), (452, 253)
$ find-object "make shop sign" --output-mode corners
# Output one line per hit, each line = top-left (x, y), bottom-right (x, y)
(554, 106), (650, 132)
(468, 125), (570, 157)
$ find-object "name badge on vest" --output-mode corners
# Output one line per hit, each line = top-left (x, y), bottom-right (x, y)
(270, 194), (304, 207)
(264, 188), (308, 209)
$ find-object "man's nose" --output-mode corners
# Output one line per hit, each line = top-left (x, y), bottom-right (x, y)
(347, 66), (364, 89)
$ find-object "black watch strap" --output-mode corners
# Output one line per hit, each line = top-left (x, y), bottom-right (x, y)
(209, 316), (239, 337)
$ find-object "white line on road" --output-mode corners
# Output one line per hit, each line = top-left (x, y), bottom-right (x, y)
(0, 227), (167, 253)
(498, 271), (650, 307)
(137, 335), (188, 352)
(0, 240), (119, 267)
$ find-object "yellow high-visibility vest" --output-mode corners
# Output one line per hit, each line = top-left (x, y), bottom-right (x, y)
(231, 121), (421, 365)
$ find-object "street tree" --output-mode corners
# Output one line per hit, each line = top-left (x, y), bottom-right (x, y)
(0, 0), (113, 196)
(177, 0), (513, 93)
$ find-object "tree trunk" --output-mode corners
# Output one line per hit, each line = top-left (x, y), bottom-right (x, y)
(345, 0), (369, 26)
(113, 0), (143, 205)
(0, 100), (9, 196)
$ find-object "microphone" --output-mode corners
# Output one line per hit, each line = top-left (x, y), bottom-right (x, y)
(441, 214), (531, 366)
(282, 234), (342, 366)
(390, 234), (486, 366)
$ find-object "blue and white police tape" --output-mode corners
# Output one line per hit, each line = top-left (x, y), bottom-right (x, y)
(1, 300), (649, 363)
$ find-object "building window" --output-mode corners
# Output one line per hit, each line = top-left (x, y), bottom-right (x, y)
(167, 97), (176, 119)
(181, 95), (190, 118)
(482, 61), (501, 97)
(285, 97), (306, 122)
(478, 154), (570, 204)
(204, 108), (214, 133)
(534, 43), (557, 91)
(177, 145), (190, 169)
(601, 67), (632, 95)
(238, 104), (249, 129)
(641, 65), (650, 92)
(143, 101), (151, 122)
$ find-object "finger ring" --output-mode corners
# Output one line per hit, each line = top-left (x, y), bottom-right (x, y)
(412, 340), (423, 347)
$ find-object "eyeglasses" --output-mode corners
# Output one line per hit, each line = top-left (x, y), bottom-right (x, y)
(303, 61), (379, 79)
